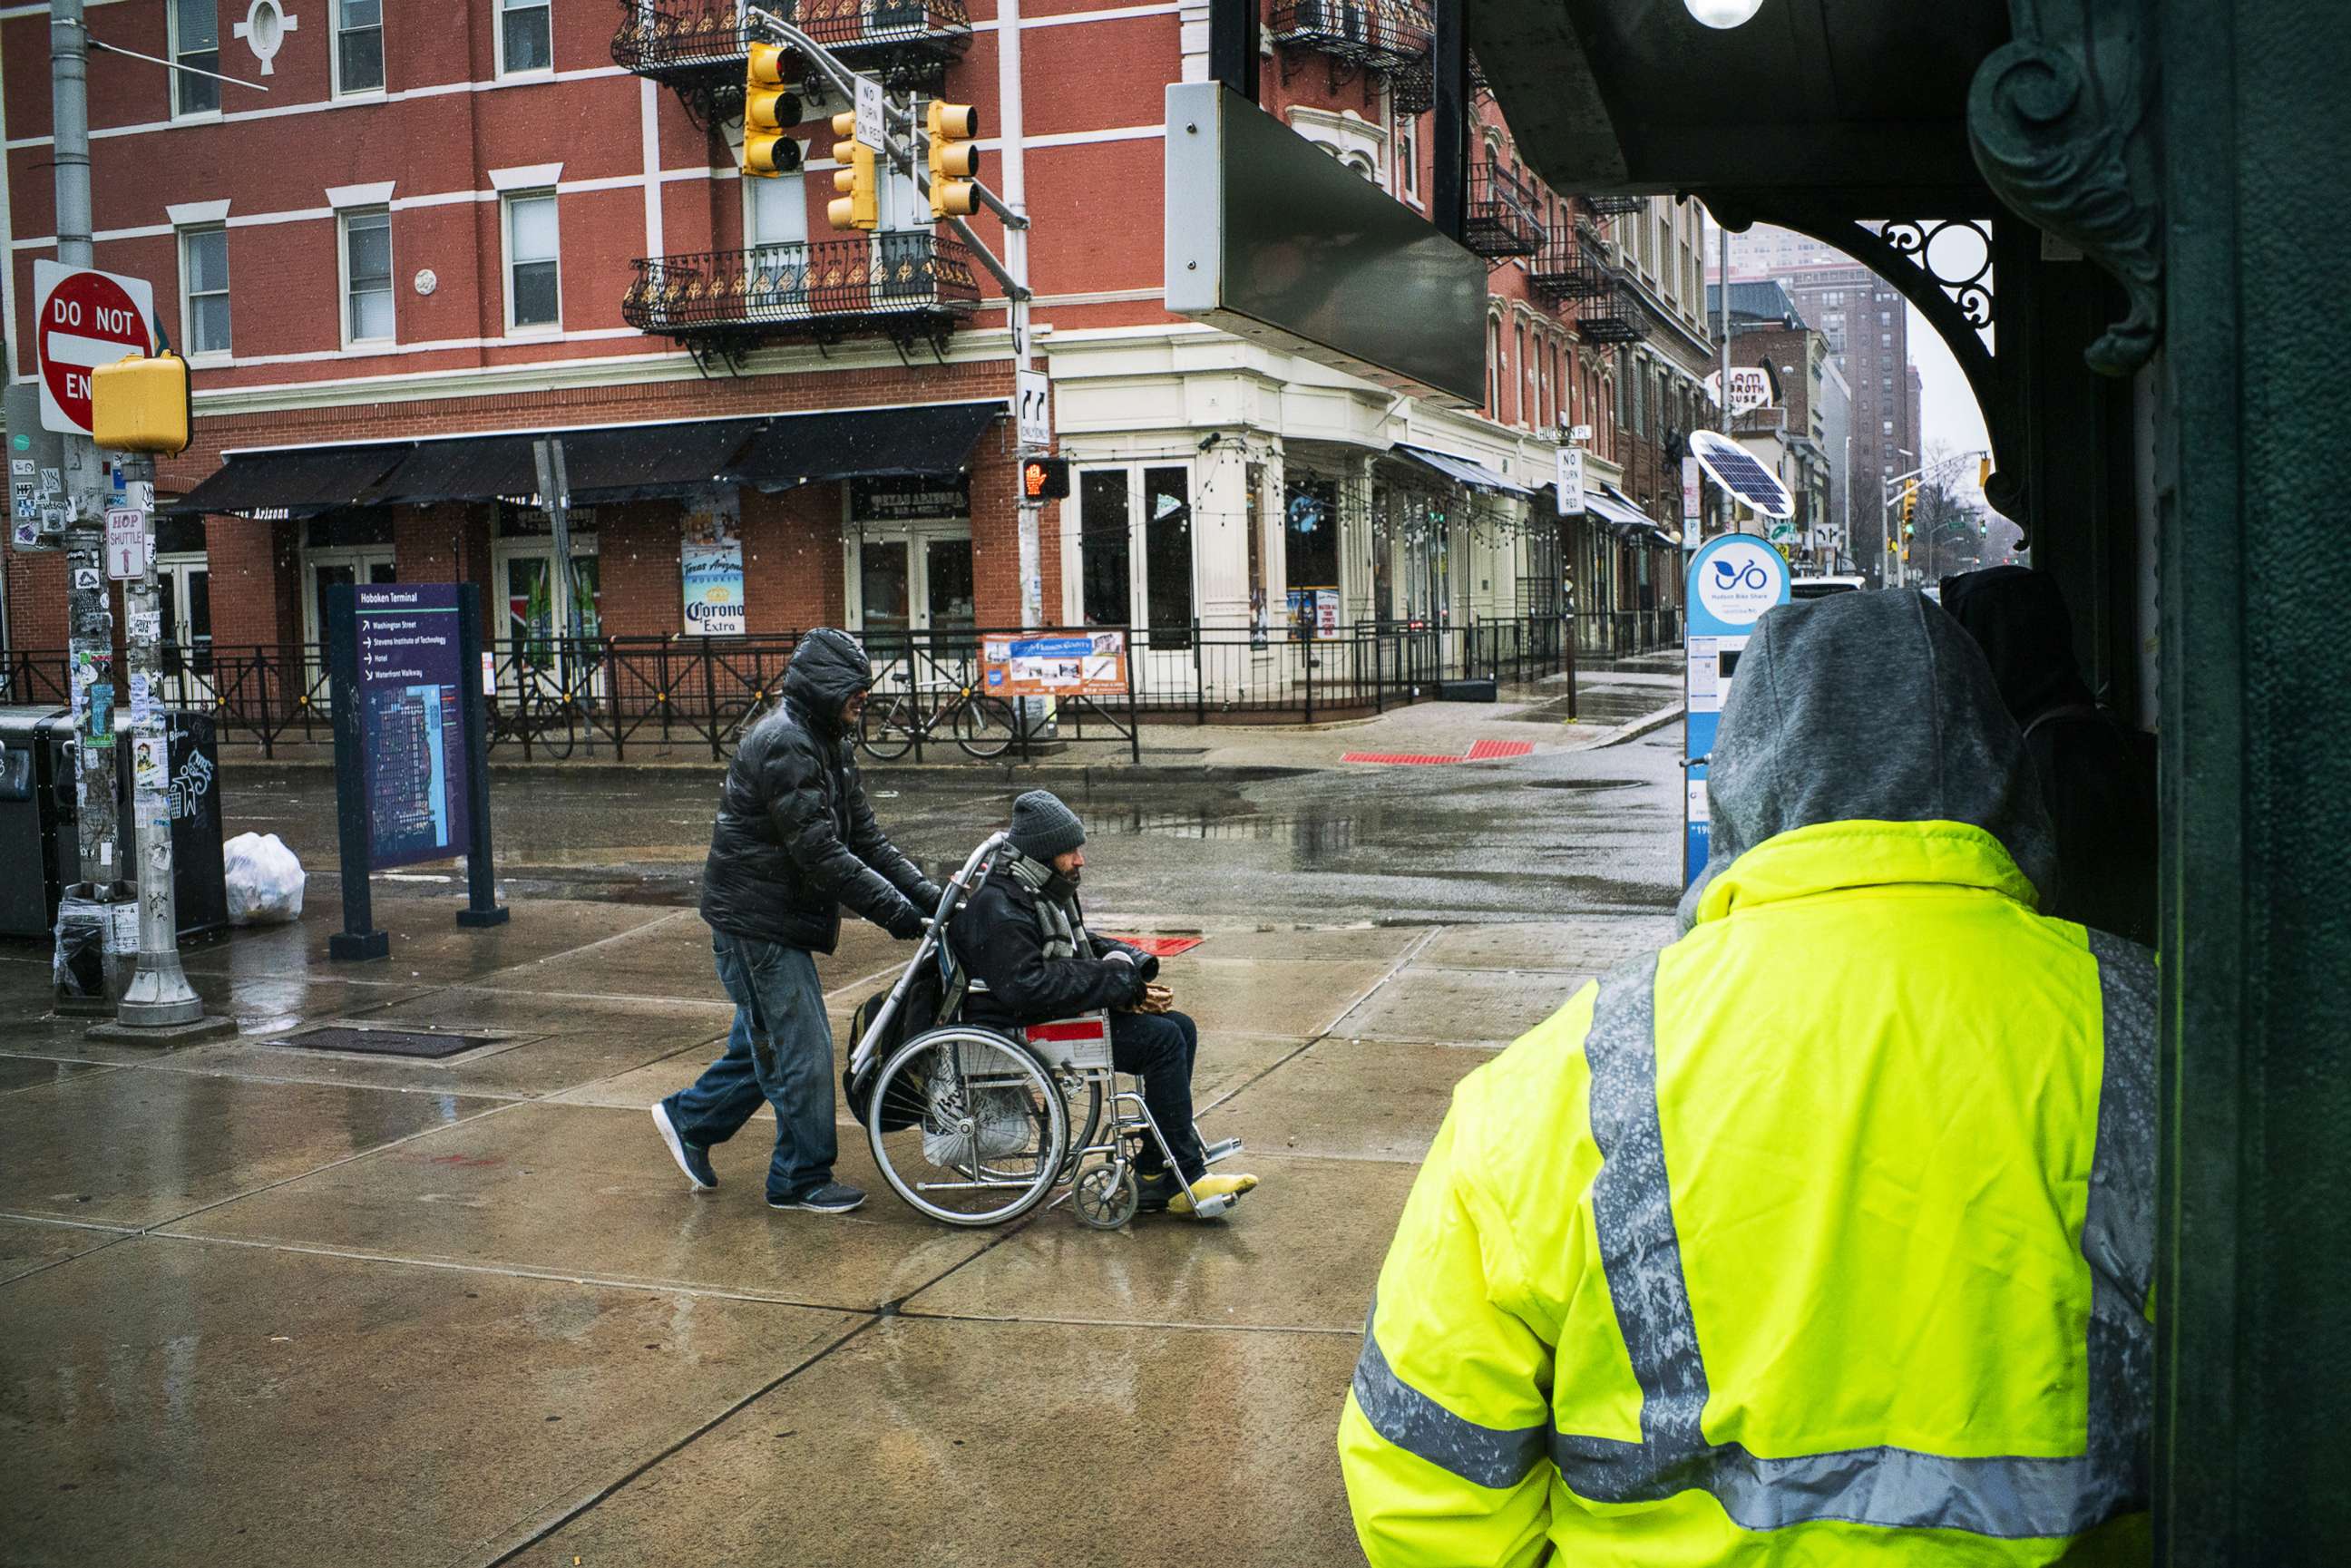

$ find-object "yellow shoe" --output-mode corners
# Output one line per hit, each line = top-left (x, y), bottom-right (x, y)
(1167, 1172), (1259, 1217)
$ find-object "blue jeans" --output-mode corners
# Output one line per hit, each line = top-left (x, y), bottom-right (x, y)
(666, 934), (837, 1202)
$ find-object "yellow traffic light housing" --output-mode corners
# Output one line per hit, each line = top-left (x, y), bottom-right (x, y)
(826, 111), (878, 230)
(743, 44), (805, 178)
(1978, 455), (1993, 488)
(92, 352), (190, 455)
(926, 102), (980, 220)
(1901, 480), (1918, 526)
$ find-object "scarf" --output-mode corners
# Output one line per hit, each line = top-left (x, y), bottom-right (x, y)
(1006, 851), (1088, 960)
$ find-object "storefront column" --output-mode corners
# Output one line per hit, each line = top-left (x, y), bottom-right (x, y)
(1194, 438), (1255, 634)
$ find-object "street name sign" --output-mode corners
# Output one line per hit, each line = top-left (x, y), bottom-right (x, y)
(35, 260), (157, 435)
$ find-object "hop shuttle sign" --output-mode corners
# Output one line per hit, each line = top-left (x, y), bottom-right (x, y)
(34, 260), (157, 435)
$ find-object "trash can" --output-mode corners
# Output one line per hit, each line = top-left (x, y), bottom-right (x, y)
(132, 711), (229, 939)
(0, 706), (78, 939)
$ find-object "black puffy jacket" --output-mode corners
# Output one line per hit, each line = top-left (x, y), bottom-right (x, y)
(950, 858), (1156, 1027)
(697, 628), (941, 953)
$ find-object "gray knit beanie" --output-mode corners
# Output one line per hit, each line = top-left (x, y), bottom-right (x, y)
(1009, 790), (1086, 861)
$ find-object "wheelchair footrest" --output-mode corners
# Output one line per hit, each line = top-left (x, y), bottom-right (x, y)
(1200, 1137), (1244, 1167)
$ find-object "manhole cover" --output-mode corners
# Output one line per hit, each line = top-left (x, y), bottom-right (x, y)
(282, 1027), (496, 1059)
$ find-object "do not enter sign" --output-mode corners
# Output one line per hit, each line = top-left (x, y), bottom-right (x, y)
(34, 259), (156, 436)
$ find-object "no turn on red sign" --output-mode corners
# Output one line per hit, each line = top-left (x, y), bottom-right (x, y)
(34, 259), (157, 436)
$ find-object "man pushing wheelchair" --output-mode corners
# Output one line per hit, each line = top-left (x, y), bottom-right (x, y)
(952, 791), (1261, 1218)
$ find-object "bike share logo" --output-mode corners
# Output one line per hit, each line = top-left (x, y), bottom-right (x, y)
(1697, 539), (1782, 625)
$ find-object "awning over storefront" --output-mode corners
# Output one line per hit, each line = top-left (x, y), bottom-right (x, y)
(719, 401), (1003, 492)
(1390, 443), (1535, 498)
(1580, 483), (1674, 546)
(169, 443), (415, 520)
(370, 416), (774, 507)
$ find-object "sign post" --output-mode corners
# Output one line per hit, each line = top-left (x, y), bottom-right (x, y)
(1683, 535), (1790, 887)
(326, 582), (503, 960)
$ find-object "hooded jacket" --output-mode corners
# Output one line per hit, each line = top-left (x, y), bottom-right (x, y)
(950, 852), (1156, 1027)
(1941, 566), (2158, 946)
(698, 628), (940, 952)
(1341, 590), (2156, 1567)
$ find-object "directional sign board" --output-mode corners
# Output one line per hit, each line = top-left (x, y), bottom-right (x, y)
(35, 260), (157, 435)
(1015, 367), (1051, 448)
(1687, 428), (1795, 521)
(1684, 533), (1791, 888)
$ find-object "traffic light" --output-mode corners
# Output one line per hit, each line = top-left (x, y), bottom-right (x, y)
(1978, 455), (1993, 488)
(742, 44), (804, 178)
(92, 352), (190, 454)
(926, 102), (980, 219)
(1021, 456), (1070, 501)
(826, 111), (877, 231)
(1900, 480), (1918, 529)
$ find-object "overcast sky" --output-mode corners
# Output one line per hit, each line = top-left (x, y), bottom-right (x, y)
(1910, 302), (1990, 459)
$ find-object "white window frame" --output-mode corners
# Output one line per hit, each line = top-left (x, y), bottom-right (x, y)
(502, 190), (562, 336)
(169, 0), (223, 120)
(494, 0), (555, 79)
(332, 0), (386, 98)
(339, 207), (395, 347)
(178, 224), (232, 362)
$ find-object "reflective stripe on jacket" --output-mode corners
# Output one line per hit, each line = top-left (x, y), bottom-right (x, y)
(1337, 817), (2156, 1566)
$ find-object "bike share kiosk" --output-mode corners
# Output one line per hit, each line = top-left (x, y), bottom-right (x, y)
(1683, 432), (1795, 886)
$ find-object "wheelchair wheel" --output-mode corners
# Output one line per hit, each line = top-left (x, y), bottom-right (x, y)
(1073, 1161), (1138, 1231)
(867, 1028), (1068, 1227)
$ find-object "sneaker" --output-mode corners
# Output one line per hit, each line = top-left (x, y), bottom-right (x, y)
(1167, 1172), (1259, 1217)
(768, 1181), (866, 1214)
(651, 1100), (717, 1192)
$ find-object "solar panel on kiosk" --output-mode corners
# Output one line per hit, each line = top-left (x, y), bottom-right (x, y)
(1688, 429), (1795, 519)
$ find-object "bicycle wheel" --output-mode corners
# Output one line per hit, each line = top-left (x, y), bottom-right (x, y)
(868, 1028), (1068, 1226)
(532, 696), (578, 760)
(856, 694), (917, 761)
(952, 694), (1017, 759)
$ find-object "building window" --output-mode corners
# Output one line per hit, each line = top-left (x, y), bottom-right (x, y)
(180, 226), (231, 357)
(503, 191), (561, 331)
(342, 209), (393, 344)
(336, 0), (385, 93)
(499, 0), (552, 74)
(171, 0), (221, 116)
(749, 171), (808, 248)
(1143, 466), (1195, 642)
(1078, 469), (1130, 628)
(1394, 112), (1419, 199)
(1487, 319), (1501, 418)
(1516, 323), (1530, 426)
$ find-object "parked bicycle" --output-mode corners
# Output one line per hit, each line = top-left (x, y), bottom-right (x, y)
(854, 667), (1019, 760)
(492, 669), (599, 760)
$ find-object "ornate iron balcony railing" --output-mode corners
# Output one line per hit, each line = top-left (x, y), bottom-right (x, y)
(611, 0), (971, 94)
(1268, 0), (1434, 75)
(621, 235), (980, 351)
(1463, 160), (1545, 259)
(1583, 193), (1647, 218)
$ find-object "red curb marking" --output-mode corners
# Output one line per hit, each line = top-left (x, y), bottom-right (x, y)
(1100, 934), (1205, 957)
(1466, 739), (1535, 760)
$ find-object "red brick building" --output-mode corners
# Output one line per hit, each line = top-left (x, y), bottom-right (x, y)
(0, 0), (1679, 686)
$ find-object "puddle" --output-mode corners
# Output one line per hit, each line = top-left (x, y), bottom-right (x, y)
(1521, 779), (1643, 793)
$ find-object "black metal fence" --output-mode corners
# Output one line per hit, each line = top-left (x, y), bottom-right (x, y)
(0, 609), (1677, 763)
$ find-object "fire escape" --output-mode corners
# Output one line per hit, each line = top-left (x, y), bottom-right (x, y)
(1461, 158), (1545, 260)
(1268, 0), (1436, 112)
(610, 0), (980, 363)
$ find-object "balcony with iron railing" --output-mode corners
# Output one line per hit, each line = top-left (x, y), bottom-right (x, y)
(1576, 287), (1652, 345)
(611, 0), (972, 99)
(1463, 160), (1546, 260)
(1583, 193), (1647, 217)
(1268, 0), (1435, 76)
(621, 234), (980, 355)
(1529, 224), (1614, 304)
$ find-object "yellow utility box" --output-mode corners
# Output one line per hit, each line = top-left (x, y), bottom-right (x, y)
(92, 352), (191, 455)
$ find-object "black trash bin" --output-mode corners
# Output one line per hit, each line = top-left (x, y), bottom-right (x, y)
(0, 705), (78, 939)
(113, 711), (229, 940)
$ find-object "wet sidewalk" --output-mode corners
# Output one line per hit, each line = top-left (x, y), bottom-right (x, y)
(0, 892), (1673, 1567)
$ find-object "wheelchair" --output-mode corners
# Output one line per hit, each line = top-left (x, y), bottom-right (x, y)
(844, 832), (1244, 1230)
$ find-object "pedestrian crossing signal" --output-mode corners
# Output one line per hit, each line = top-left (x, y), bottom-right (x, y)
(1021, 457), (1070, 501)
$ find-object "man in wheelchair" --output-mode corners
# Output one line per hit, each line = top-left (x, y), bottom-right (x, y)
(951, 791), (1261, 1218)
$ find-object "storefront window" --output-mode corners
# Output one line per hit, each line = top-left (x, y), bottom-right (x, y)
(1284, 475), (1341, 637)
(861, 540), (912, 641)
(1143, 466), (1193, 648)
(506, 553), (601, 667)
(1079, 469), (1131, 628)
(925, 537), (975, 651)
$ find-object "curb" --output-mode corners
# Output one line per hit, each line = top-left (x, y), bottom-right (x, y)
(1595, 702), (1686, 748)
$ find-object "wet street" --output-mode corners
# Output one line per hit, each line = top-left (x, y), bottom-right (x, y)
(1, 728), (1681, 1566)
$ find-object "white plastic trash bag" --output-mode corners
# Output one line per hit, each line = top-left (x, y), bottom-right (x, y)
(223, 833), (307, 926)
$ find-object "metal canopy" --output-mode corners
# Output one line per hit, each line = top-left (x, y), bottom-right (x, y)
(1392, 443), (1534, 497)
(370, 418), (771, 507)
(1467, 0), (2009, 207)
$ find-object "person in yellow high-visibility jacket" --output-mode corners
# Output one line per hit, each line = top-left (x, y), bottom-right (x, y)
(1340, 589), (2154, 1566)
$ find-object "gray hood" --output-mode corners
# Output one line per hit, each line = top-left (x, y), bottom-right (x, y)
(1677, 589), (2058, 931)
